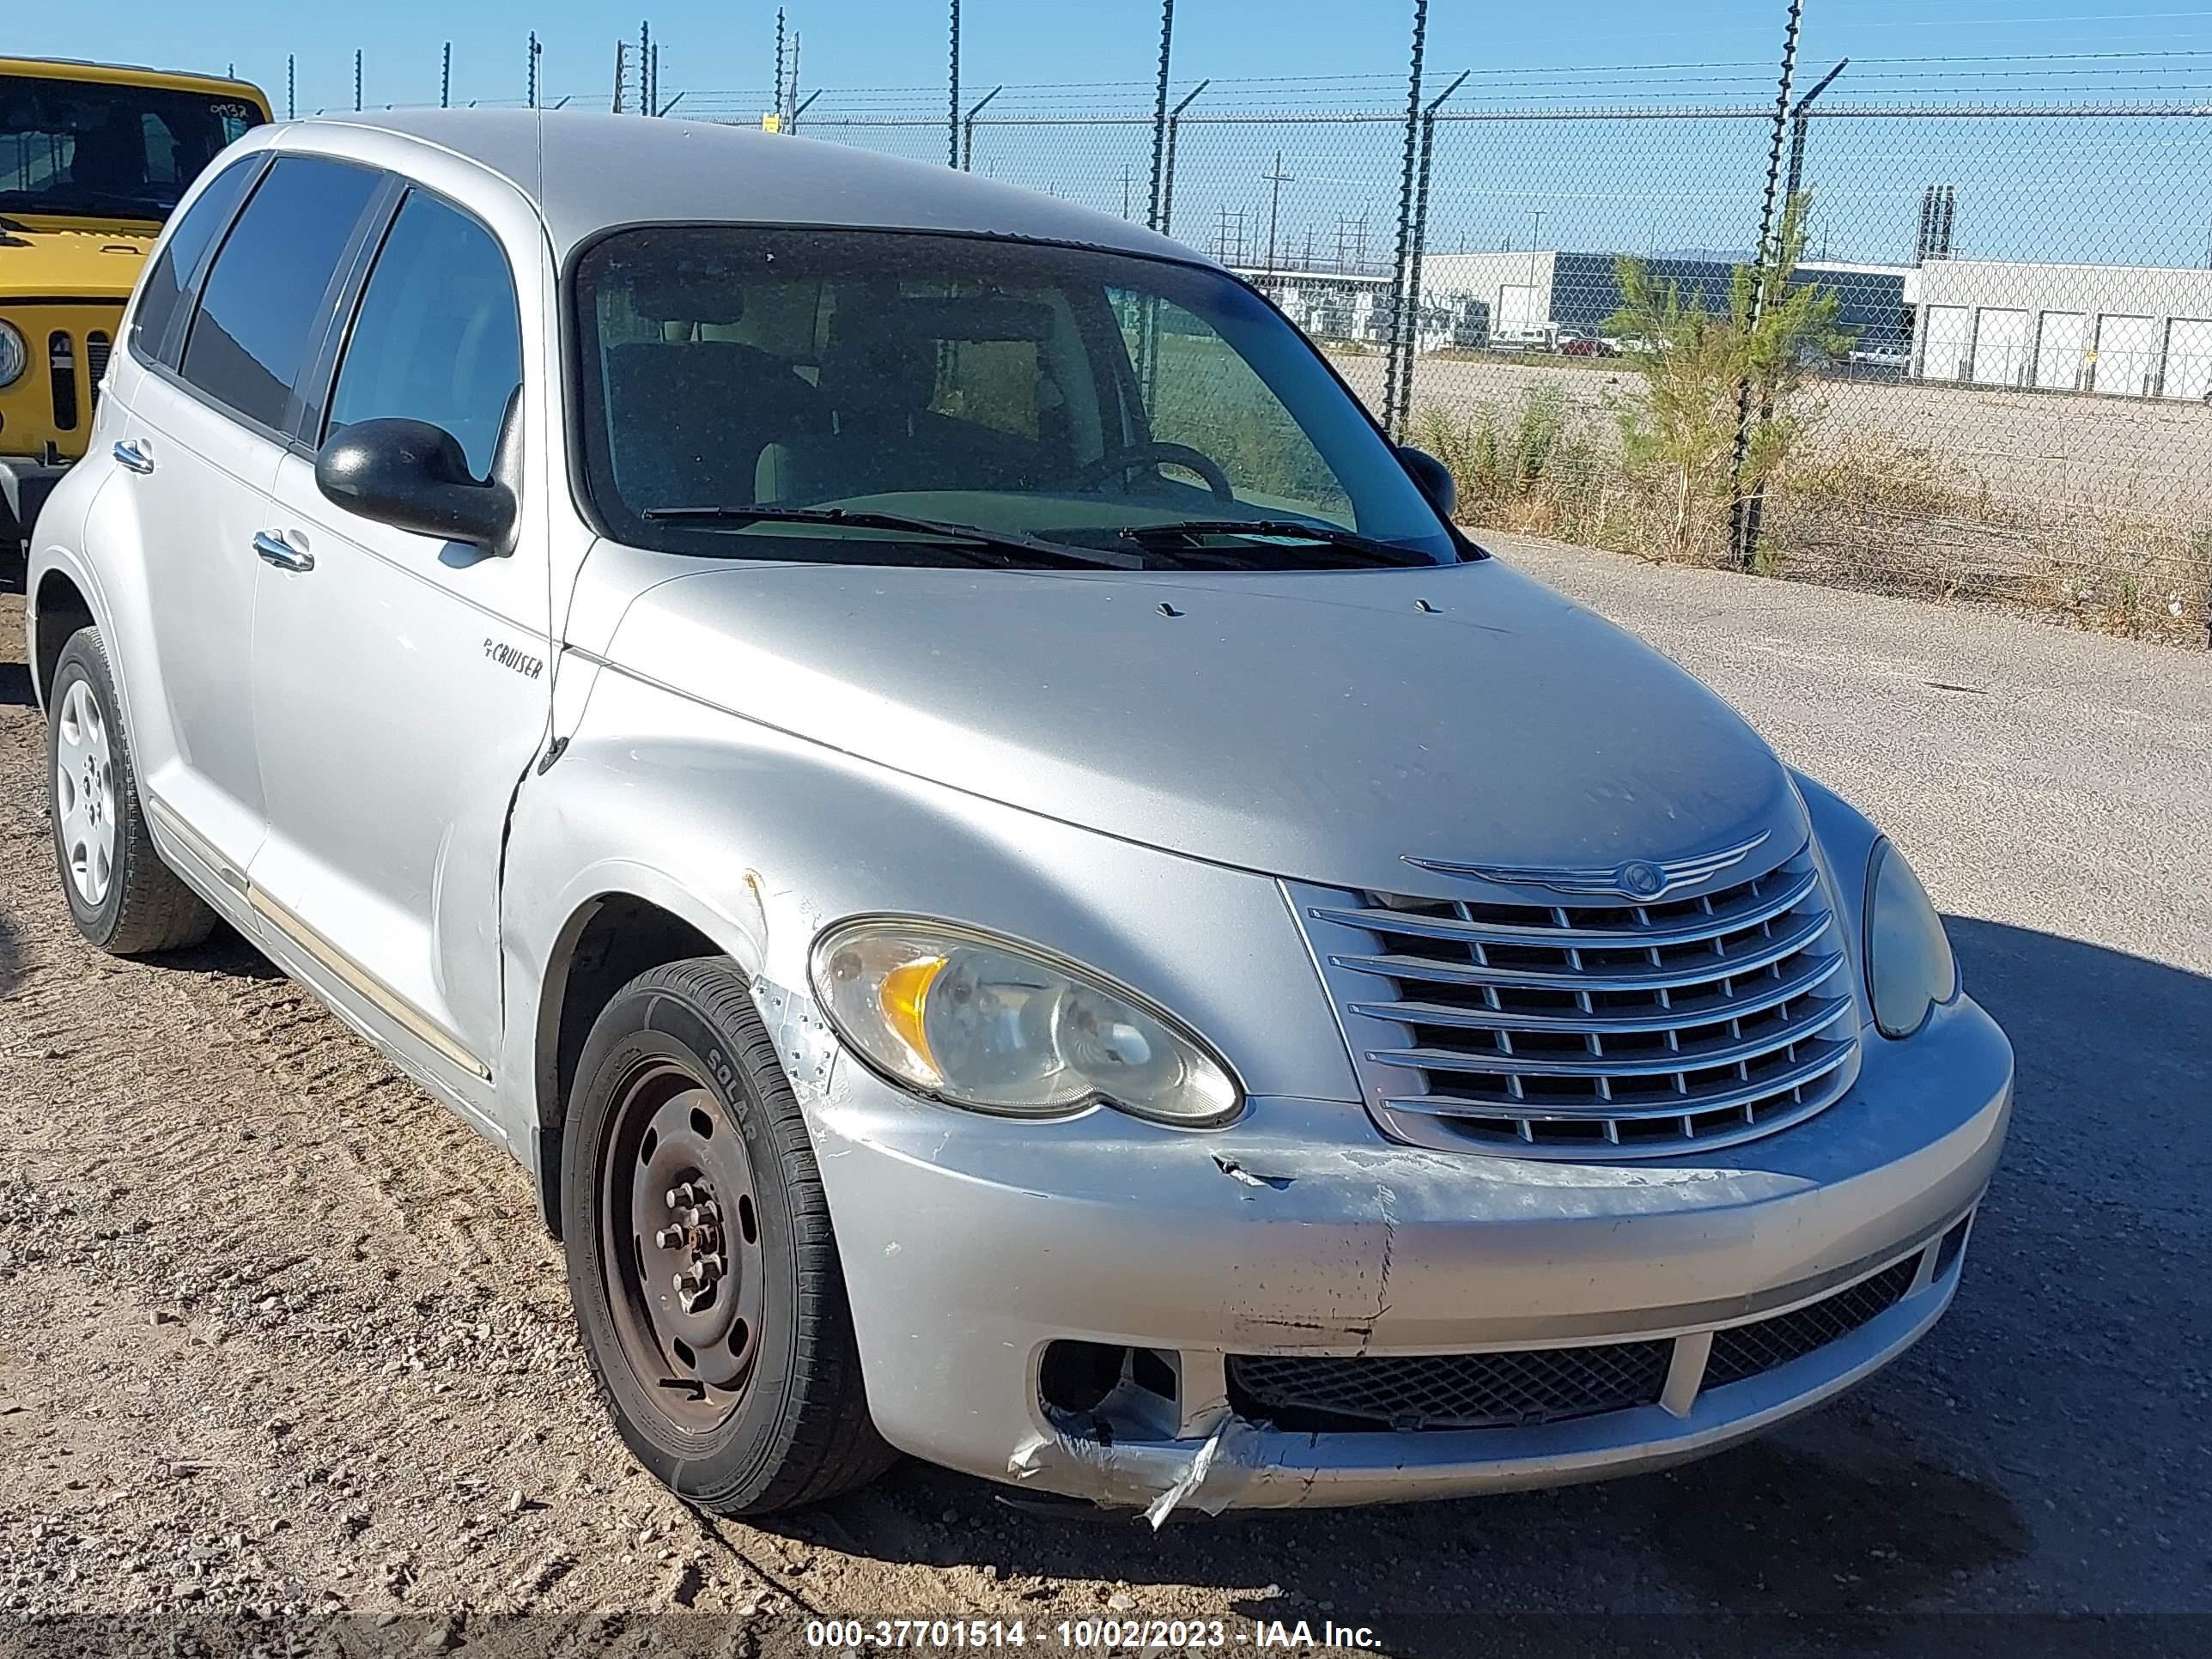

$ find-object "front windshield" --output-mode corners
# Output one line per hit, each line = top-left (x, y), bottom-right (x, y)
(0, 74), (260, 222)
(572, 226), (1462, 568)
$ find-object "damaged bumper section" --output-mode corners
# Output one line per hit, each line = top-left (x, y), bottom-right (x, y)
(803, 993), (2012, 1520)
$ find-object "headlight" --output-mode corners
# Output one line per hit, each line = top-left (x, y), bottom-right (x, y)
(1863, 840), (1958, 1039)
(809, 919), (1243, 1127)
(0, 321), (26, 389)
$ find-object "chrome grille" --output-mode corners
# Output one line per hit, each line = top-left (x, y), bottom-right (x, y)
(1305, 840), (1861, 1158)
(85, 331), (111, 411)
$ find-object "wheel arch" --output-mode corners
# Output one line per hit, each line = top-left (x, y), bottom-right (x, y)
(31, 565), (96, 712)
(529, 877), (765, 1238)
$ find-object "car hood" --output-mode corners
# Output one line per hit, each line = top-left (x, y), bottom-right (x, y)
(598, 555), (1807, 896)
(0, 219), (153, 301)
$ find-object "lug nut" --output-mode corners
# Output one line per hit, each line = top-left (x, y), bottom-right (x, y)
(654, 1226), (684, 1249)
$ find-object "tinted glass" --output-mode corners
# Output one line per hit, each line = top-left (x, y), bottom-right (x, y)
(179, 156), (380, 432)
(573, 227), (1458, 568)
(129, 155), (259, 362)
(0, 73), (260, 220)
(325, 192), (521, 482)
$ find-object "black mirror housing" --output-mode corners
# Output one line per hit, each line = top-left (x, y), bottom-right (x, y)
(314, 418), (516, 550)
(1396, 444), (1457, 520)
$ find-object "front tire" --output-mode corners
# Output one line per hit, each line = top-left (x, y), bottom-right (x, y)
(562, 957), (895, 1515)
(46, 628), (216, 956)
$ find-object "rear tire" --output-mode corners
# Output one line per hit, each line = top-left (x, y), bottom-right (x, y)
(562, 956), (896, 1515)
(46, 628), (217, 957)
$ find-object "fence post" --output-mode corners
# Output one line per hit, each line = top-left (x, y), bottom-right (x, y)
(962, 85), (1003, 171)
(354, 48), (363, 112)
(441, 43), (452, 109)
(1395, 68), (1469, 441)
(1728, 0), (1804, 572)
(1146, 0), (1176, 229)
(788, 88), (820, 134)
(1159, 80), (1208, 238)
(286, 54), (295, 121)
(948, 0), (962, 167)
(1738, 55), (1846, 560)
(611, 42), (627, 113)
(1380, 0), (1429, 445)
(528, 33), (542, 109)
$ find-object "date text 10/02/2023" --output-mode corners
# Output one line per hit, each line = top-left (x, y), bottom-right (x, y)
(804, 1619), (1384, 1650)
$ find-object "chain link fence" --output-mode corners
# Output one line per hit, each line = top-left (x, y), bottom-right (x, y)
(328, 43), (2212, 645)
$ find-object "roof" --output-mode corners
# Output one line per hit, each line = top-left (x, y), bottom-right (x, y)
(286, 109), (1206, 265)
(0, 55), (270, 109)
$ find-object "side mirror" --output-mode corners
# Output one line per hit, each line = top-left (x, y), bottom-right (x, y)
(1396, 444), (1457, 520)
(314, 417), (515, 550)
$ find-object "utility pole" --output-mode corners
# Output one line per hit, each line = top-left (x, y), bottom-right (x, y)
(1261, 151), (1293, 276)
(529, 33), (543, 109)
(441, 42), (452, 109)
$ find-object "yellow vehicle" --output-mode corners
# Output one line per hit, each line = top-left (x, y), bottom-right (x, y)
(2, 57), (268, 546)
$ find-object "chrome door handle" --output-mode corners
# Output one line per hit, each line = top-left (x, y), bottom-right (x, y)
(112, 439), (155, 474)
(252, 531), (314, 573)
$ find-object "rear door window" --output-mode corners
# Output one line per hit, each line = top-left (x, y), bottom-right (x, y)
(129, 154), (260, 364)
(324, 191), (522, 483)
(178, 155), (381, 433)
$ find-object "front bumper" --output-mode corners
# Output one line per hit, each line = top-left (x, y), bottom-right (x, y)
(798, 991), (2011, 1515)
(1, 455), (69, 546)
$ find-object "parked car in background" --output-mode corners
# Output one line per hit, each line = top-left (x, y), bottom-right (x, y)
(0, 56), (267, 550)
(27, 111), (2010, 1522)
(1556, 330), (1610, 358)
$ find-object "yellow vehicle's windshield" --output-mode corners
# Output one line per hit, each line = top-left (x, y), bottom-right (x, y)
(1, 73), (259, 223)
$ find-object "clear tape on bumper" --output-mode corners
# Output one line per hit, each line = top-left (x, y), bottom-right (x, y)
(1006, 1408), (1266, 1527)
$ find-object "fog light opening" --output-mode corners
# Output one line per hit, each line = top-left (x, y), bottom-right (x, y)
(1038, 1340), (1182, 1442)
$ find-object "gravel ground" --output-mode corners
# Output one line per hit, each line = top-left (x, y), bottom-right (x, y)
(0, 544), (2207, 1658)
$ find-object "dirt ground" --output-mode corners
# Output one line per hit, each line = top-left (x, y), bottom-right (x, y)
(2, 551), (2208, 1659)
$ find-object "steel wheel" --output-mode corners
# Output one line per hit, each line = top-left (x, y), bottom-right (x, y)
(598, 1057), (769, 1436)
(53, 676), (118, 909)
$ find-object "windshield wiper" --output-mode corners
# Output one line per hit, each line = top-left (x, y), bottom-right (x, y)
(1118, 519), (1436, 568)
(640, 505), (1143, 570)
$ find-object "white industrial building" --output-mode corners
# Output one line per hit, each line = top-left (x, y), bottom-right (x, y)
(1905, 259), (2212, 400)
(1242, 246), (2212, 403)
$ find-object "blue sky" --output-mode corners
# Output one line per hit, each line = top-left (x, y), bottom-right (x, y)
(17, 3), (2212, 268)
(22, 2), (2212, 116)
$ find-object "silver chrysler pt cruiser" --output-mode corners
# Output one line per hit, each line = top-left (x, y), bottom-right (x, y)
(26, 111), (2010, 1520)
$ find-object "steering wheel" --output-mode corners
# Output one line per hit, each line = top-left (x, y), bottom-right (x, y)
(1073, 441), (1235, 502)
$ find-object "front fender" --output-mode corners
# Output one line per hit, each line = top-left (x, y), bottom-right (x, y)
(495, 665), (1366, 1159)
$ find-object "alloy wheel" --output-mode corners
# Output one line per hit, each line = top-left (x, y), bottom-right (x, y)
(53, 678), (118, 908)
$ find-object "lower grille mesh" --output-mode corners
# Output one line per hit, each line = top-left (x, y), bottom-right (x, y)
(1225, 1247), (1936, 1435)
(1227, 1340), (1672, 1431)
(1703, 1257), (1920, 1388)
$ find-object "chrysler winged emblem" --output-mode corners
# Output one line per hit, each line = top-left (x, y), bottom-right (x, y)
(1406, 830), (1771, 903)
